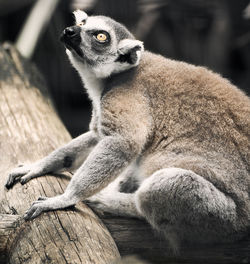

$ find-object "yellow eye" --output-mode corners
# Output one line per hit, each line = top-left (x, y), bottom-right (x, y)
(96, 33), (107, 42)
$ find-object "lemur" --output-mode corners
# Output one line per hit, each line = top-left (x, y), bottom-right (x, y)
(5, 10), (250, 250)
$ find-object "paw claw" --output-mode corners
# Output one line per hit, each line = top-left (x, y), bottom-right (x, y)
(24, 203), (44, 220)
(5, 165), (32, 188)
(5, 174), (16, 189)
(5, 181), (12, 190)
(38, 196), (48, 201)
(20, 179), (26, 185)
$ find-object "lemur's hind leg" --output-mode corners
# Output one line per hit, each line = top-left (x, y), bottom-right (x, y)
(87, 167), (239, 251)
(86, 190), (141, 218)
(136, 168), (239, 251)
(85, 166), (142, 218)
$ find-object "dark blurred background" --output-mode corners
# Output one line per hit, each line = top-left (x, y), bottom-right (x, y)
(1, 0), (250, 137)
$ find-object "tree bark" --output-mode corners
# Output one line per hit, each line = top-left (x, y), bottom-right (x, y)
(99, 214), (250, 264)
(0, 44), (120, 264)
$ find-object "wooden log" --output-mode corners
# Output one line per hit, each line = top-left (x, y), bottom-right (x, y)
(0, 43), (120, 264)
(99, 214), (250, 264)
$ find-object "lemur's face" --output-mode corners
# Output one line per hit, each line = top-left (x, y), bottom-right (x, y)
(60, 10), (144, 78)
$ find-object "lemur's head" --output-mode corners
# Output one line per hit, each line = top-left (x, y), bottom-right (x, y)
(60, 10), (144, 78)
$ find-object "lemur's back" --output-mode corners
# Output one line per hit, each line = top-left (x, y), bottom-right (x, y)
(137, 51), (250, 213)
(103, 51), (250, 172)
(131, 51), (248, 159)
(102, 51), (250, 213)
(131, 51), (250, 228)
(139, 51), (249, 153)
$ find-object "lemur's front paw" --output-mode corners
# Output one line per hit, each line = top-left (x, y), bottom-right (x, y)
(24, 194), (76, 220)
(24, 196), (50, 220)
(5, 163), (43, 189)
(5, 164), (31, 189)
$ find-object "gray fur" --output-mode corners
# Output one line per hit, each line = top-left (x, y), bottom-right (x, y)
(5, 131), (98, 188)
(100, 16), (134, 41)
(6, 11), (250, 251)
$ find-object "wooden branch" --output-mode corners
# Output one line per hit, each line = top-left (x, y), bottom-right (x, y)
(15, 0), (60, 59)
(0, 43), (120, 264)
(99, 213), (250, 264)
(0, 214), (20, 263)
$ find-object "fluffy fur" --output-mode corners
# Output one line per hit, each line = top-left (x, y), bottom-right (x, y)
(6, 10), (250, 251)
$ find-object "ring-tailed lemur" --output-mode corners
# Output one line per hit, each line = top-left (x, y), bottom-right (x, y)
(5, 10), (250, 251)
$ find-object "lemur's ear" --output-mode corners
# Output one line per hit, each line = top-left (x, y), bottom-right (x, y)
(73, 10), (88, 25)
(117, 39), (144, 65)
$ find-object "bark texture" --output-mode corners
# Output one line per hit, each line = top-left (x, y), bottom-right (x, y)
(0, 44), (120, 264)
(99, 214), (250, 264)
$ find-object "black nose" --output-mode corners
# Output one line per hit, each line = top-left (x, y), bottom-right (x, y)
(60, 26), (81, 42)
(64, 27), (77, 37)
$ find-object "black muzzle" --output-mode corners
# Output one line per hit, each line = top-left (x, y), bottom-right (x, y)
(60, 26), (83, 57)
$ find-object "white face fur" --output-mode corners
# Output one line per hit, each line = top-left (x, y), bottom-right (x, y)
(61, 10), (144, 79)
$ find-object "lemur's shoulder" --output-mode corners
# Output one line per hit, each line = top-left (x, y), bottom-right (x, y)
(138, 51), (250, 107)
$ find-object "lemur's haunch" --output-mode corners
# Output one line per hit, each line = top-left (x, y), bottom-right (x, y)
(6, 10), (250, 251)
